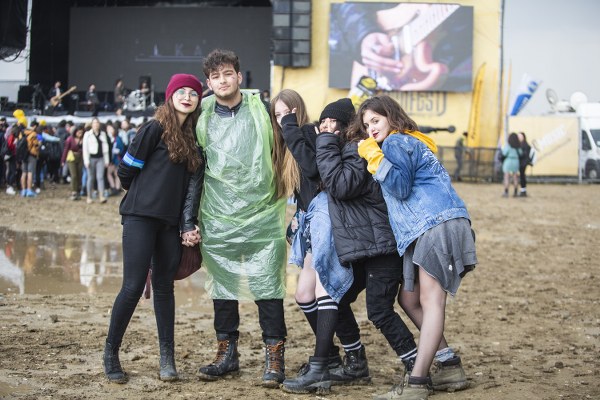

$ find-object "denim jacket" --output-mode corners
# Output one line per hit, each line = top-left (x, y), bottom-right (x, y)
(374, 134), (470, 256)
(288, 192), (354, 303)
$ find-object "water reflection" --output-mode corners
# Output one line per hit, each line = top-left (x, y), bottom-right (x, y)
(0, 228), (299, 307)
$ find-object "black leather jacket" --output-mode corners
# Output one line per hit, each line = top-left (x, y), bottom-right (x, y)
(180, 147), (205, 233)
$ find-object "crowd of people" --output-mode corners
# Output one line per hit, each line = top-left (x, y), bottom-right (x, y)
(92, 48), (478, 400)
(0, 112), (139, 202)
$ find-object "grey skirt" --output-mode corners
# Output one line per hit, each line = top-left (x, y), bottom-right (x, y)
(402, 218), (477, 296)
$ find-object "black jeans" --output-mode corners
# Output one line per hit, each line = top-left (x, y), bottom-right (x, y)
(213, 298), (287, 342)
(106, 215), (181, 346)
(361, 253), (416, 357)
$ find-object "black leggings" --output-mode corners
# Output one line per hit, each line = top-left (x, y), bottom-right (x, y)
(106, 215), (181, 347)
(519, 164), (527, 189)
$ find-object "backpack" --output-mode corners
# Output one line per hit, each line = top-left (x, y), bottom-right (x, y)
(39, 140), (51, 161)
(47, 141), (62, 161)
(15, 133), (29, 162)
(0, 135), (8, 159)
(26, 130), (40, 157)
(496, 149), (506, 164)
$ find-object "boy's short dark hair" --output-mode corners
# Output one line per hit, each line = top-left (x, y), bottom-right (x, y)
(203, 49), (240, 78)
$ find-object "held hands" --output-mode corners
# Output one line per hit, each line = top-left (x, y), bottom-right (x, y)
(181, 225), (201, 247)
(358, 137), (384, 175)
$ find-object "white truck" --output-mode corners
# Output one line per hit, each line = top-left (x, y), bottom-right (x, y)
(507, 102), (600, 181)
(578, 103), (600, 179)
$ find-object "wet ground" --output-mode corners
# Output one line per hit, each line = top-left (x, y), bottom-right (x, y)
(0, 183), (599, 399)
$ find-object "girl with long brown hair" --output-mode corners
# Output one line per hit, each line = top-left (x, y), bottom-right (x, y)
(103, 74), (203, 384)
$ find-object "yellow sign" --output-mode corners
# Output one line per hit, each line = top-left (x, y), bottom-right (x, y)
(508, 116), (579, 176)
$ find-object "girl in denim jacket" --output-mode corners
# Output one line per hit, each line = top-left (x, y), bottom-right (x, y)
(357, 95), (477, 400)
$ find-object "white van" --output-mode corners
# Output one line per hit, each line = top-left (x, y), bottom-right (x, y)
(578, 103), (600, 179)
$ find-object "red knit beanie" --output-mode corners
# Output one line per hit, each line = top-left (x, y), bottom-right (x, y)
(165, 74), (203, 102)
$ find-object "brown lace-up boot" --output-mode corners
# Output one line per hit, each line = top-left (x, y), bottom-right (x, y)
(261, 339), (285, 388)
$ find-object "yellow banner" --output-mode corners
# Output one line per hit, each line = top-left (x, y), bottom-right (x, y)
(508, 116), (579, 176)
(467, 62), (486, 147)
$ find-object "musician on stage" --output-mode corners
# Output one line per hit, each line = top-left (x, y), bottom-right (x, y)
(139, 80), (151, 108)
(86, 84), (101, 116)
(114, 79), (126, 114)
(48, 81), (65, 111)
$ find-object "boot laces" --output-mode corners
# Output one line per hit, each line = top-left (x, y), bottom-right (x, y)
(265, 341), (284, 372)
(211, 339), (230, 365)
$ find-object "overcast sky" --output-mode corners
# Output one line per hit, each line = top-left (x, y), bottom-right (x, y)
(503, 0), (600, 115)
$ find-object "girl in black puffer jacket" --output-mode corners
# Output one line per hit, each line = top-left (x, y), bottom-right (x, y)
(314, 98), (418, 380)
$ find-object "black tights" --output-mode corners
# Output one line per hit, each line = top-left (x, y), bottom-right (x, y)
(106, 215), (181, 347)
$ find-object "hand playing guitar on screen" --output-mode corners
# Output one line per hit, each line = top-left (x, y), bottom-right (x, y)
(351, 3), (458, 91)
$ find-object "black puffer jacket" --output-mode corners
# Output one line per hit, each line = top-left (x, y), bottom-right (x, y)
(280, 113), (321, 211)
(316, 133), (397, 265)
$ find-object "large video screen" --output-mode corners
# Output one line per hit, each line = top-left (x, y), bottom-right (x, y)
(69, 7), (272, 96)
(329, 2), (473, 92)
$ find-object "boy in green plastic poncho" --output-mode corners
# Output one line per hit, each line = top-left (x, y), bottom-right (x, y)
(195, 49), (288, 388)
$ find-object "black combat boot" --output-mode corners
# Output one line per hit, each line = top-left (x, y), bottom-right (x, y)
(198, 337), (240, 381)
(328, 345), (342, 369)
(298, 345), (341, 377)
(103, 341), (128, 384)
(159, 341), (179, 381)
(330, 345), (371, 386)
(281, 356), (331, 394)
(261, 339), (285, 388)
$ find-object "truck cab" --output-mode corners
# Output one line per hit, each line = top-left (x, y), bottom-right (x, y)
(577, 103), (600, 180)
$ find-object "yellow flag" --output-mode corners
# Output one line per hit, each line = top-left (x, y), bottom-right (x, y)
(467, 63), (486, 147)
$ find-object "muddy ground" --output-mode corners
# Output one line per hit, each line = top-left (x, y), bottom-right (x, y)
(0, 182), (598, 399)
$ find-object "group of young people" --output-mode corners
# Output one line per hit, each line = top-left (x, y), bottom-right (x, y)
(103, 48), (477, 400)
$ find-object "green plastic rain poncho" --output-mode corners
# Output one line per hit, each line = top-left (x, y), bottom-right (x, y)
(196, 91), (287, 300)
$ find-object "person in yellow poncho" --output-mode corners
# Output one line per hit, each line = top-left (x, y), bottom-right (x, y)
(195, 49), (288, 388)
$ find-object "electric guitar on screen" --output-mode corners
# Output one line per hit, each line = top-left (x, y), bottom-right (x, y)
(351, 4), (459, 91)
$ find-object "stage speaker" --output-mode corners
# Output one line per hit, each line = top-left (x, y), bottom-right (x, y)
(272, 0), (311, 67)
(0, 0), (27, 59)
(17, 85), (34, 104)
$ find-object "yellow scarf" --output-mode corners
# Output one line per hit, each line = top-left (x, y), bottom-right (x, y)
(390, 130), (438, 154)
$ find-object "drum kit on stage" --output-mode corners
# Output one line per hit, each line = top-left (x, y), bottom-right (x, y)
(123, 90), (148, 112)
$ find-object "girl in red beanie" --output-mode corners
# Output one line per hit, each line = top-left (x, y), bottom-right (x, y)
(103, 73), (204, 384)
